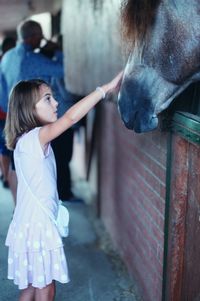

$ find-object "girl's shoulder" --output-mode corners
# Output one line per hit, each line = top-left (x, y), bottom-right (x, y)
(15, 127), (43, 156)
(25, 127), (41, 138)
(18, 127), (41, 143)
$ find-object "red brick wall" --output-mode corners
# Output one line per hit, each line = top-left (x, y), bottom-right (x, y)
(98, 102), (168, 301)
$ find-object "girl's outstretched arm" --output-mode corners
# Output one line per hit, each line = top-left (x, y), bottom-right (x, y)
(39, 71), (123, 147)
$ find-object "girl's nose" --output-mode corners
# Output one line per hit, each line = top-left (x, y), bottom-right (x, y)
(53, 99), (58, 107)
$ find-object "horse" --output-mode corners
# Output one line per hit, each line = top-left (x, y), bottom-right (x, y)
(118, 0), (200, 133)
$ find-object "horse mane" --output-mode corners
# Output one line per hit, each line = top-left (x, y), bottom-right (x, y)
(121, 0), (161, 48)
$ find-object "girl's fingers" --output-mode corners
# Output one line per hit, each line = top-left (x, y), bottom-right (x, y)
(109, 70), (124, 92)
(112, 71), (123, 86)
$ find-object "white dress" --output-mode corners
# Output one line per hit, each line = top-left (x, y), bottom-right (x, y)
(5, 127), (70, 289)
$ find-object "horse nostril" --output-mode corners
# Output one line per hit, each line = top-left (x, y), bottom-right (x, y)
(134, 111), (139, 120)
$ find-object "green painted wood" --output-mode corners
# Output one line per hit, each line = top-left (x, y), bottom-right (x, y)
(172, 112), (200, 144)
(162, 132), (173, 301)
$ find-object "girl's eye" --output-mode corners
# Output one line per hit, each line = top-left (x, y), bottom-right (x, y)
(46, 96), (51, 103)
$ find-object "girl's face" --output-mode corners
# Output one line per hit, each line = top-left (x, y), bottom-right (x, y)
(35, 84), (58, 124)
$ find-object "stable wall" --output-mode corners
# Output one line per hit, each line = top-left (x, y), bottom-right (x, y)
(98, 102), (167, 301)
(61, 0), (123, 95)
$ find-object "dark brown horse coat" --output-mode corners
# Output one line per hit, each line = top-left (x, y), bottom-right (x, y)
(118, 0), (200, 132)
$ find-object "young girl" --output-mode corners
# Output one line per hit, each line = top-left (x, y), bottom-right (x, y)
(4, 72), (122, 301)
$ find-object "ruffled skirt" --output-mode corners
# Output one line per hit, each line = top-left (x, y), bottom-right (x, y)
(7, 247), (70, 289)
(6, 204), (70, 289)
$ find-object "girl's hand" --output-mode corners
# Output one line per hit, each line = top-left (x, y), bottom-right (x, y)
(103, 71), (124, 95)
(39, 70), (124, 146)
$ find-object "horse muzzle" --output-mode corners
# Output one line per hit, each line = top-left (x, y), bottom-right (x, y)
(118, 79), (158, 133)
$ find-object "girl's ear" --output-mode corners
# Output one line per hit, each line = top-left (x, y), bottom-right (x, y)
(32, 105), (37, 118)
(32, 105), (41, 125)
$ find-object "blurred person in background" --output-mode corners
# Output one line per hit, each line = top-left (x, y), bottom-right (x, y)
(0, 36), (16, 193)
(0, 20), (79, 202)
(40, 34), (82, 202)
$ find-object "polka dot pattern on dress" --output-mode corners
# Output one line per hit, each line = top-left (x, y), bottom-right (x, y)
(33, 241), (40, 249)
(7, 246), (69, 289)
(8, 258), (13, 265)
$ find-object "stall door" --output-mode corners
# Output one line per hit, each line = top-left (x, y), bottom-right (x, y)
(164, 112), (200, 301)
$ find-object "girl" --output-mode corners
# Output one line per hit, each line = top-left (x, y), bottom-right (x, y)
(4, 72), (122, 301)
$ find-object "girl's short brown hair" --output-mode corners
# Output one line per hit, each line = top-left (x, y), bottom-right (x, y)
(5, 79), (49, 150)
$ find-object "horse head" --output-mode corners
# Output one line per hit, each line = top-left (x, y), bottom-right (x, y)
(118, 0), (200, 133)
